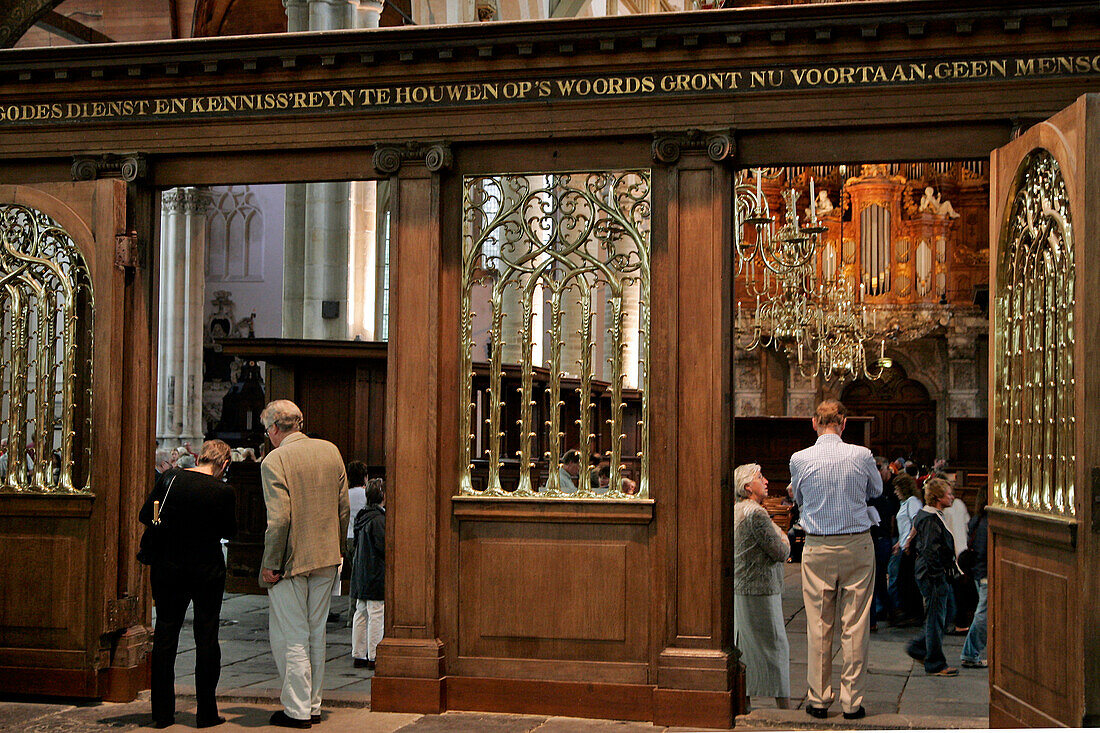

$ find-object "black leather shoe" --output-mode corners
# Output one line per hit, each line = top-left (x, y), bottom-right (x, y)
(269, 710), (312, 729)
(353, 657), (370, 668)
(311, 714), (322, 724)
(197, 715), (226, 728)
(152, 719), (174, 729)
(843, 706), (866, 720)
(806, 705), (829, 718)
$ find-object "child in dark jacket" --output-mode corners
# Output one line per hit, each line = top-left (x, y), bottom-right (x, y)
(350, 479), (385, 669)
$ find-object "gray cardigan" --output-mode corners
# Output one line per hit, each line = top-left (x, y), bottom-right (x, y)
(734, 499), (790, 596)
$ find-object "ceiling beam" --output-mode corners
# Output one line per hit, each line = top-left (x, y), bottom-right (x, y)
(34, 9), (114, 44)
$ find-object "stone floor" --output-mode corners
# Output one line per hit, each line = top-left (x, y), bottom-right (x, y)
(0, 563), (989, 731)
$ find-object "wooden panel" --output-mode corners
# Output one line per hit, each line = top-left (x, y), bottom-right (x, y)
(673, 162), (723, 642)
(457, 519), (649, 666)
(0, 536), (77, 630)
(476, 541), (626, 642)
(996, 558), (1070, 703)
(385, 169), (439, 637)
(445, 676), (654, 721)
(989, 514), (1081, 726)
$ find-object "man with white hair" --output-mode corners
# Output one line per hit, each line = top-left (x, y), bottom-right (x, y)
(259, 399), (349, 729)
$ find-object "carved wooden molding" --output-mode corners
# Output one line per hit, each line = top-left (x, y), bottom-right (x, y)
(652, 129), (735, 164)
(372, 141), (453, 175)
(71, 153), (148, 182)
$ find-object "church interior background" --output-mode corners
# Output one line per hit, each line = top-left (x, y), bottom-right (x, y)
(14, 0), (1100, 727)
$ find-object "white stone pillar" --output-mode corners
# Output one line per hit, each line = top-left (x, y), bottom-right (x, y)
(309, 0), (353, 29)
(302, 181), (350, 339)
(353, 0), (384, 27)
(283, 0), (309, 30)
(348, 181), (378, 340)
(157, 187), (212, 448)
(156, 191), (180, 439)
(181, 189), (213, 445)
(282, 183), (306, 338)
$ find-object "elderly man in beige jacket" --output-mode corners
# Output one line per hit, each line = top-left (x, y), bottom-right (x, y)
(259, 400), (349, 729)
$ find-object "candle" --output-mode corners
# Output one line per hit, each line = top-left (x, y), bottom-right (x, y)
(755, 168), (763, 202)
(737, 302), (742, 330)
(809, 178), (816, 221)
(880, 339), (885, 360)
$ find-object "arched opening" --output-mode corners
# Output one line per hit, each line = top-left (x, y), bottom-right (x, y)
(841, 363), (935, 466)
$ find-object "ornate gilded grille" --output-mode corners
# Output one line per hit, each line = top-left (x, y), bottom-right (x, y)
(0, 203), (95, 493)
(993, 150), (1075, 516)
(459, 171), (650, 499)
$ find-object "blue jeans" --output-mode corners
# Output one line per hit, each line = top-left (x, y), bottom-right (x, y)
(961, 578), (988, 663)
(886, 551), (901, 609)
(908, 576), (950, 672)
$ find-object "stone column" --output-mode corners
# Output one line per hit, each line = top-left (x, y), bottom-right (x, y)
(282, 0), (366, 340)
(283, 0), (309, 30)
(157, 187), (212, 448)
(733, 345), (763, 416)
(353, 0), (384, 27)
(786, 361), (818, 417)
(947, 332), (981, 418)
(301, 181), (350, 340)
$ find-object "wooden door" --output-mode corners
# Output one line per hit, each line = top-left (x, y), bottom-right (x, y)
(840, 363), (936, 465)
(0, 179), (155, 701)
(987, 96), (1100, 727)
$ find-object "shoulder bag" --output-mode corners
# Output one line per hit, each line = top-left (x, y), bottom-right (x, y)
(137, 471), (178, 566)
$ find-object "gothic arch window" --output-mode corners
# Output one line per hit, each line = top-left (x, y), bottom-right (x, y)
(0, 203), (94, 493)
(206, 185), (264, 282)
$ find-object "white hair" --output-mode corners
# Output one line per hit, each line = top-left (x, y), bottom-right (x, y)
(260, 399), (303, 432)
(734, 463), (761, 500)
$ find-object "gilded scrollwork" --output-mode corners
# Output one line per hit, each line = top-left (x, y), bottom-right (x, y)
(993, 149), (1074, 517)
(0, 204), (95, 493)
(460, 171), (650, 500)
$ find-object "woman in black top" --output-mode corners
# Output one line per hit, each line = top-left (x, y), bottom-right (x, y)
(139, 440), (236, 728)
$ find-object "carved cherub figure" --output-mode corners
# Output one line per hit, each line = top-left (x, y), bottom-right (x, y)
(919, 186), (960, 219)
(805, 189), (835, 219)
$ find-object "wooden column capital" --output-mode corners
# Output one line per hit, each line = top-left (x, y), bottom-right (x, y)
(652, 129), (735, 166)
(372, 141), (453, 176)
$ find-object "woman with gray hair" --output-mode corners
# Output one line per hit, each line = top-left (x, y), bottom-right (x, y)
(733, 462), (791, 710)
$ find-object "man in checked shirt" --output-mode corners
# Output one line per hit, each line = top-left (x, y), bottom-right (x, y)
(790, 399), (883, 721)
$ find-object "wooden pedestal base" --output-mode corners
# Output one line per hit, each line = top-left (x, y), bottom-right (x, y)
(371, 674), (737, 728)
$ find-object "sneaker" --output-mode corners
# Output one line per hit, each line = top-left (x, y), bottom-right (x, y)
(928, 667), (959, 677)
(961, 659), (988, 669)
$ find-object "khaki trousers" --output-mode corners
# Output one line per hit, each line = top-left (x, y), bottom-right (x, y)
(801, 532), (875, 714)
(268, 565), (339, 721)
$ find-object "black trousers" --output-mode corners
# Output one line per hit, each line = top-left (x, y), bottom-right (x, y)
(150, 563), (226, 724)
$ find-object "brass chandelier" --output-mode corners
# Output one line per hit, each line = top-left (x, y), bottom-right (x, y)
(734, 169), (888, 381)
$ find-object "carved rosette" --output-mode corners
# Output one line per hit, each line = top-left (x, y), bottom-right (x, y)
(71, 153), (148, 182)
(652, 129), (735, 164)
(372, 141), (453, 175)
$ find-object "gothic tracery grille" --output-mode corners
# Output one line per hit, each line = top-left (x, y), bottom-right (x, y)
(993, 149), (1075, 517)
(459, 171), (650, 499)
(0, 203), (94, 493)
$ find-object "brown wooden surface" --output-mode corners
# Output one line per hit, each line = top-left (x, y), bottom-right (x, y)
(649, 150), (736, 722)
(0, 180), (151, 699)
(987, 97), (1100, 727)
